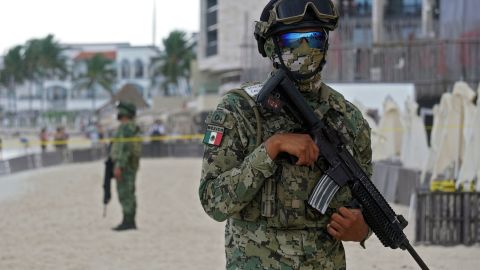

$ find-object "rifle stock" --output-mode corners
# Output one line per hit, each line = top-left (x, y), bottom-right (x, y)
(257, 69), (429, 270)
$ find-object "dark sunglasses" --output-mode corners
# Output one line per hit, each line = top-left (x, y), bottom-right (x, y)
(278, 31), (328, 50)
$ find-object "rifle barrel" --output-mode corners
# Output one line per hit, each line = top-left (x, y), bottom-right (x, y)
(405, 243), (430, 270)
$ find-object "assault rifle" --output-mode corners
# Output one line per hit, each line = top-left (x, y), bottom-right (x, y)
(257, 69), (429, 270)
(103, 155), (114, 217)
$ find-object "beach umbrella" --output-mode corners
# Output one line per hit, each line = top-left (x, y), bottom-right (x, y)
(352, 99), (382, 157)
(431, 82), (475, 181)
(457, 83), (479, 190)
(400, 98), (429, 170)
(372, 97), (403, 161)
(429, 105), (442, 155)
(421, 104), (440, 183)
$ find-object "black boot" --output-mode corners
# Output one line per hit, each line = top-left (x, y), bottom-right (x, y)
(112, 215), (136, 231)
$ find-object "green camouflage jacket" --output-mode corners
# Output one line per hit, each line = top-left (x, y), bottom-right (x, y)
(199, 82), (372, 268)
(110, 121), (141, 172)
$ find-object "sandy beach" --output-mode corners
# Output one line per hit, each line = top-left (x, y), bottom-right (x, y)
(0, 159), (478, 270)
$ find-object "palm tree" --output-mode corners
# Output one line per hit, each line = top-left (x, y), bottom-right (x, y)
(73, 53), (115, 111)
(24, 35), (67, 111)
(154, 30), (195, 96)
(0, 69), (9, 112)
(1, 45), (26, 113)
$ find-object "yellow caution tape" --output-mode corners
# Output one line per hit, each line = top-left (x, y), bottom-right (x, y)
(0, 134), (205, 149)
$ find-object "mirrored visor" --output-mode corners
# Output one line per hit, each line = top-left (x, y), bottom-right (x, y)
(278, 31), (328, 50)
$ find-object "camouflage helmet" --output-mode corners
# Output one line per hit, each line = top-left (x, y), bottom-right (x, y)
(254, 0), (339, 57)
(116, 101), (136, 118)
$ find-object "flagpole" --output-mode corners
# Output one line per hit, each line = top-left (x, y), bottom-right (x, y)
(152, 0), (157, 47)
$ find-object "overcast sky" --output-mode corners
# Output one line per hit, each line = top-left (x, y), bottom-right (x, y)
(0, 0), (200, 54)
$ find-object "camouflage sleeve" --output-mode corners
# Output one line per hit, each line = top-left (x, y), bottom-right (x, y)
(199, 96), (278, 222)
(110, 124), (132, 169)
(353, 117), (373, 178)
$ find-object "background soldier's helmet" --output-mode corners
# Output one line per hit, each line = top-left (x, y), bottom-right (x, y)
(254, 0), (339, 57)
(116, 101), (137, 119)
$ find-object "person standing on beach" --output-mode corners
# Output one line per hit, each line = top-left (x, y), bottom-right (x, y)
(199, 0), (372, 269)
(53, 126), (69, 150)
(110, 101), (141, 231)
(39, 128), (48, 152)
(149, 119), (166, 156)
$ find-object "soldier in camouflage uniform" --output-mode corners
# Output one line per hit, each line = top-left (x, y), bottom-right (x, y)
(200, 0), (372, 269)
(111, 101), (141, 231)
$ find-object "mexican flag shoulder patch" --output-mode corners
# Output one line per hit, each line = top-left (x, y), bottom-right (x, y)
(203, 125), (225, 146)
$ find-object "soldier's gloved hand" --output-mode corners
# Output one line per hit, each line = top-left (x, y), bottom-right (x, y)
(327, 207), (369, 242)
(114, 167), (122, 181)
(265, 133), (319, 167)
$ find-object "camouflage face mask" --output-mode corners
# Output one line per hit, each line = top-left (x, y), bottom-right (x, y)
(265, 37), (325, 76)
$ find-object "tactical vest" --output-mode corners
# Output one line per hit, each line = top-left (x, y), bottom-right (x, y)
(228, 83), (356, 229)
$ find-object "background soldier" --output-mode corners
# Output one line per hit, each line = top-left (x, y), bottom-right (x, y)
(110, 101), (141, 231)
(199, 0), (372, 269)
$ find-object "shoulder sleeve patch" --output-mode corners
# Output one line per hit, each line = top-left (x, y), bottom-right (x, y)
(211, 110), (227, 125)
(243, 84), (264, 98)
(205, 108), (235, 129)
(203, 125), (225, 146)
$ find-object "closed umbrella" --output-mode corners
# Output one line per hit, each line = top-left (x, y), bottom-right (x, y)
(457, 83), (478, 190)
(352, 99), (381, 158)
(401, 98), (430, 170)
(421, 104), (440, 183)
(431, 82), (475, 181)
(373, 97), (403, 161)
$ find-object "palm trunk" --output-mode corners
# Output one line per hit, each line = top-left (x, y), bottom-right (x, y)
(40, 79), (46, 112)
(92, 86), (96, 112)
(8, 77), (17, 113)
(28, 81), (33, 112)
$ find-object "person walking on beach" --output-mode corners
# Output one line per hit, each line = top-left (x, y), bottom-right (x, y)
(199, 1), (372, 269)
(110, 101), (141, 231)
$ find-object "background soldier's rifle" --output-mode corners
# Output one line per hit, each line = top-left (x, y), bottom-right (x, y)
(103, 155), (114, 217)
(257, 69), (429, 270)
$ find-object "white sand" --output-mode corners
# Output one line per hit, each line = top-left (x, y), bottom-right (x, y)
(0, 159), (478, 270)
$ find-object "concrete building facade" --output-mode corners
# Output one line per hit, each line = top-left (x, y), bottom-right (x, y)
(196, 0), (435, 93)
(197, 0), (270, 94)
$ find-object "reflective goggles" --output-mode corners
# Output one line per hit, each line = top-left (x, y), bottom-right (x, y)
(273, 0), (338, 24)
(278, 31), (328, 50)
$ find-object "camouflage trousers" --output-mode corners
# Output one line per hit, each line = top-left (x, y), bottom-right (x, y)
(225, 219), (346, 270)
(116, 169), (137, 219)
